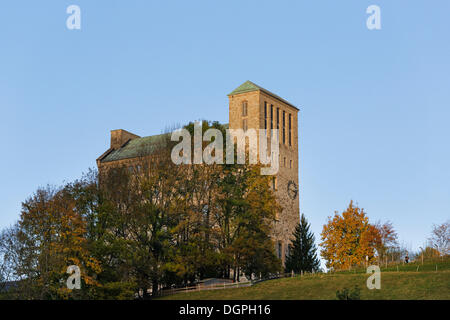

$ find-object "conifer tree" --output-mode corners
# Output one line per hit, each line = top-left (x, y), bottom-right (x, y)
(285, 214), (320, 273)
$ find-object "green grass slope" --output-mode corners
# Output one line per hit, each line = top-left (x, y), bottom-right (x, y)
(160, 258), (450, 300)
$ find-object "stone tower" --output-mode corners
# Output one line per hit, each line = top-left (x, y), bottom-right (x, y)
(228, 81), (300, 265)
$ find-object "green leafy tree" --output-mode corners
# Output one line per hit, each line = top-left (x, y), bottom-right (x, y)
(285, 214), (320, 273)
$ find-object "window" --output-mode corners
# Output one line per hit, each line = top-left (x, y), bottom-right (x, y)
(270, 105), (273, 130)
(290, 160), (292, 168)
(283, 157), (286, 167)
(264, 102), (267, 129)
(272, 177), (277, 191)
(243, 119), (248, 132)
(282, 111), (286, 144)
(289, 113), (292, 146)
(278, 242), (282, 259)
(242, 101), (248, 116)
(276, 108), (279, 129)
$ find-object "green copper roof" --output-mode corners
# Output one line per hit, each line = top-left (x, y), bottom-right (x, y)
(101, 133), (168, 163)
(228, 80), (299, 110)
(100, 123), (230, 163)
(228, 81), (262, 95)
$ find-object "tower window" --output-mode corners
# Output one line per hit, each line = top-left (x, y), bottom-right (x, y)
(282, 111), (286, 144)
(242, 101), (248, 116)
(270, 105), (273, 130)
(290, 160), (292, 168)
(289, 113), (292, 146)
(264, 102), (267, 129)
(284, 157), (286, 167)
(243, 119), (248, 132)
(276, 108), (279, 129)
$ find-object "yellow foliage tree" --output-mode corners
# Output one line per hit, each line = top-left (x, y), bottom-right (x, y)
(18, 185), (102, 299)
(320, 201), (381, 270)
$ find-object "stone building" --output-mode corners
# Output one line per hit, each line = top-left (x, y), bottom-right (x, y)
(97, 81), (300, 265)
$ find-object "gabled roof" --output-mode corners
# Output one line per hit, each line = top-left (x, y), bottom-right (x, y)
(228, 80), (299, 110)
(101, 133), (168, 163)
(228, 81), (262, 96)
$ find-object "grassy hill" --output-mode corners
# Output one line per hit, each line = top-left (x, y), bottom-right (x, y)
(160, 258), (450, 300)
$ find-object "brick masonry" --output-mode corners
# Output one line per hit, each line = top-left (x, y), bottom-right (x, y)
(228, 90), (300, 265)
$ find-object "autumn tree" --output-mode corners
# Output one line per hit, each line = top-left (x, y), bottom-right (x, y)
(15, 184), (102, 299)
(373, 221), (399, 264)
(175, 121), (227, 281)
(170, 121), (281, 282)
(285, 214), (320, 274)
(97, 134), (182, 298)
(417, 246), (441, 261)
(0, 224), (21, 296)
(320, 201), (381, 270)
(4, 120), (285, 299)
(227, 165), (282, 281)
(428, 220), (449, 256)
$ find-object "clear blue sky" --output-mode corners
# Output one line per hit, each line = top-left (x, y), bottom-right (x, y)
(0, 1), (449, 256)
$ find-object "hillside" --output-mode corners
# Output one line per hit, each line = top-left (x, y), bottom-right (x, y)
(160, 258), (450, 300)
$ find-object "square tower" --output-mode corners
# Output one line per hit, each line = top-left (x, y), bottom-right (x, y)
(228, 81), (300, 266)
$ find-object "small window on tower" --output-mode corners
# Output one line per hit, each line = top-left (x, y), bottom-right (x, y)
(242, 101), (248, 116)
(290, 160), (292, 168)
(270, 105), (273, 130)
(264, 102), (267, 129)
(276, 108), (280, 129)
(289, 113), (292, 146)
(243, 119), (248, 132)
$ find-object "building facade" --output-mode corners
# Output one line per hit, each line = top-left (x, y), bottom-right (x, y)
(97, 81), (300, 265)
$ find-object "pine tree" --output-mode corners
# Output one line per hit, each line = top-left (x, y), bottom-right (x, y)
(285, 214), (320, 273)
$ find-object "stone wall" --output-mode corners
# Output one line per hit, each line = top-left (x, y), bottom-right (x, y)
(228, 90), (300, 265)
